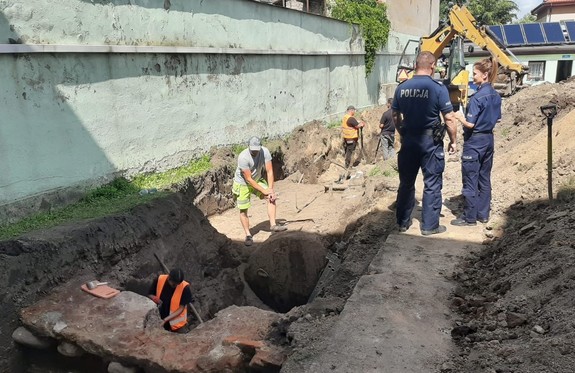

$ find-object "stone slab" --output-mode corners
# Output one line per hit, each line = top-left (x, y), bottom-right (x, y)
(20, 279), (283, 373)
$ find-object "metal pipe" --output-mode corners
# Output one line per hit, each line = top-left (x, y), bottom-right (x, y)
(540, 104), (557, 202)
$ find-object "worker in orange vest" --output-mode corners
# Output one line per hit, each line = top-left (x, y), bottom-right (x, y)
(148, 268), (193, 333)
(341, 105), (365, 169)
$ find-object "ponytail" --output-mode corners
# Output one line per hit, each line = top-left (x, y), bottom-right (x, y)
(474, 56), (498, 84)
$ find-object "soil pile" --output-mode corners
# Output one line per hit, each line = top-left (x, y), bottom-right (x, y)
(444, 79), (575, 372)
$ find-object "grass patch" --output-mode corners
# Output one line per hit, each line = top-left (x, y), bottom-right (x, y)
(326, 120), (341, 129)
(500, 128), (510, 138)
(231, 144), (245, 156)
(131, 155), (211, 190)
(0, 155), (213, 240)
(557, 176), (575, 202)
(0, 178), (163, 240)
(368, 165), (398, 177)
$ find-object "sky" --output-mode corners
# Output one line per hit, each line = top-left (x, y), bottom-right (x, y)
(515, 0), (542, 19)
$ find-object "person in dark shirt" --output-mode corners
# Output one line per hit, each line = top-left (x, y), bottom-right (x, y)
(392, 51), (457, 236)
(451, 56), (502, 226)
(148, 268), (193, 333)
(379, 98), (396, 160)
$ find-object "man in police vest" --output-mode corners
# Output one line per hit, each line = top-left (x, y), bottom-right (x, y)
(148, 268), (193, 333)
(391, 51), (457, 236)
(341, 105), (365, 169)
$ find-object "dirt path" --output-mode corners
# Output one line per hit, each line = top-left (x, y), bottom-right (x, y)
(209, 160), (487, 372)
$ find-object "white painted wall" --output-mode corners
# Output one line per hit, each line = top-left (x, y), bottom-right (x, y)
(0, 0), (436, 223)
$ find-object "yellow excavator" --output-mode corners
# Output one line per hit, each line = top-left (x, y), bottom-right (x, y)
(396, 4), (528, 111)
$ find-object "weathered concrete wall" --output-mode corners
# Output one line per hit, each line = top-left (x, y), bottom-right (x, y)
(385, 0), (440, 36)
(0, 0), (434, 223)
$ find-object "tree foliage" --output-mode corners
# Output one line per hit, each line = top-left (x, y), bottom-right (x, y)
(439, 0), (519, 25)
(516, 13), (536, 24)
(331, 0), (390, 75)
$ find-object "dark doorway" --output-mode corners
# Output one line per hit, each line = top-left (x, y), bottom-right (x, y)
(556, 60), (573, 82)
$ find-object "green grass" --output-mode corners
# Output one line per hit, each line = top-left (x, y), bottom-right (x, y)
(0, 156), (213, 240)
(500, 128), (510, 138)
(131, 155), (211, 190)
(0, 178), (163, 240)
(326, 120), (341, 129)
(231, 144), (245, 156)
(368, 166), (398, 177)
(557, 176), (575, 202)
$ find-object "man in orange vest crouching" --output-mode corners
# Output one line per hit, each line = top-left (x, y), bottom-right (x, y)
(148, 268), (193, 333)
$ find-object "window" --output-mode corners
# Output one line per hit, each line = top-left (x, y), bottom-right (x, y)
(528, 61), (545, 81)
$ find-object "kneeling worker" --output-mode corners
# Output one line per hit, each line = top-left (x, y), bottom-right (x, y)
(148, 268), (193, 333)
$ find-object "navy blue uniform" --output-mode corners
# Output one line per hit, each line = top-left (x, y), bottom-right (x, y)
(392, 76), (453, 231)
(460, 82), (501, 223)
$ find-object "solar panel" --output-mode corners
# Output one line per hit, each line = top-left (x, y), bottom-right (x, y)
(542, 22), (565, 43)
(523, 23), (546, 44)
(487, 25), (505, 45)
(566, 21), (575, 42)
(502, 24), (525, 46)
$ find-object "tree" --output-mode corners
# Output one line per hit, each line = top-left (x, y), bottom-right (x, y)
(466, 0), (519, 25)
(331, 0), (390, 75)
(440, 0), (519, 25)
(516, 13), (536, 24)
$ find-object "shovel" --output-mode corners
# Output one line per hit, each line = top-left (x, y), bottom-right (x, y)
(85, 281), (108, 290)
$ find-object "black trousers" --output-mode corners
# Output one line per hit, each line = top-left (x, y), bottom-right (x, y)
(344, 140), (357, 168)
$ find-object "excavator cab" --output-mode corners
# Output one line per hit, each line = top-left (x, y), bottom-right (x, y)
(395, 37), (469, 112)
(395, 39), (418, 84)
(446, 36), (469, 112)
(395, 4), (528, 112)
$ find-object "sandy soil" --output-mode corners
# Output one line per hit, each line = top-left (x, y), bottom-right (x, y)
(1, 78), (575, 372)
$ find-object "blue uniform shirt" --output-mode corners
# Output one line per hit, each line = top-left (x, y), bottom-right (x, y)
(392, 75), (453, 131)
(465, 82), (501, 133)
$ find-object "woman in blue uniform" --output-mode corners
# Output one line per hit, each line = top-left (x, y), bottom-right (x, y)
(451, 57), (501, 226)
(451, 58), (501, 226)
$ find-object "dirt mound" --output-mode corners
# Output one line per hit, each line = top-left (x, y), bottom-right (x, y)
(448, 197), (575, 372)
(444, 79), (575, 220)
(444, 79), (575, 372)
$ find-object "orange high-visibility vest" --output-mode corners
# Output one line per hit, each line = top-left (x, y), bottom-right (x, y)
(156, 274), (189, 331)
(342, 113), (358, 140)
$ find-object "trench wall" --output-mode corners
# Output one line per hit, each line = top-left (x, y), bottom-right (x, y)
(0, 0), (436, 223)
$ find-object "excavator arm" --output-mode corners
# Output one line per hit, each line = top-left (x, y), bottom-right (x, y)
(421, 6), (522, 70)
(398, 5), (528, 109)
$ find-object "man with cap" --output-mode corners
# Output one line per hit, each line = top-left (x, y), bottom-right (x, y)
(148, 268), (193, 333)
(232, 136), (287, 246)
(341, 105), (365, 169)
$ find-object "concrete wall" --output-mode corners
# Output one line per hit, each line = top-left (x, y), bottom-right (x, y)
(0, 0), (435, 224)
(535, 5), (575, 22)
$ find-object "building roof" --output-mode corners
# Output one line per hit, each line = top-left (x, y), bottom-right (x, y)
(532, 0), (575, 15)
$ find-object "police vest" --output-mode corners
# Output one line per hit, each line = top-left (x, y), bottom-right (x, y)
(156, 274), (189, 331)
(341, 114), (358, 140)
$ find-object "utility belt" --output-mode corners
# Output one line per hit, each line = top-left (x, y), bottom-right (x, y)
(464, 129), (493, 141)
(401, 120), (447, 144)
(402, 122), (445, 145)
(402, 128), (433, 137)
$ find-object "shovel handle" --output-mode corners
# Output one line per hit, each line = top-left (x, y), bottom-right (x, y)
(153, 253), (170, 273)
